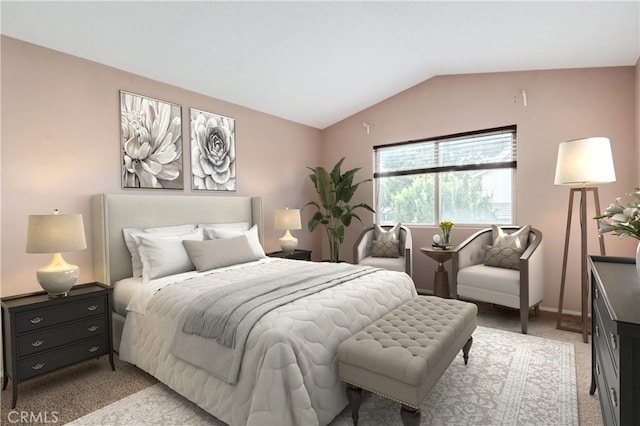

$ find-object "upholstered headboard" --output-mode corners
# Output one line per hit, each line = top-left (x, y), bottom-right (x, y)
(92, 194), (263, 286)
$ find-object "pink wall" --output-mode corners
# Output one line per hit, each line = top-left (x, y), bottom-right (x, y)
(323, 67), (638, 313)
(2, 36), (638, 315)
(0, 36), (323, 297)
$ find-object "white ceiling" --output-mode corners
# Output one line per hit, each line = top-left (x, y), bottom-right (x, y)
(2, 1), (639, 129)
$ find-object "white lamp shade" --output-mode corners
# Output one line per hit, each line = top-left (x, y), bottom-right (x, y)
(26, 213), (87, 253)
(554, 137), (616, 186)
(274, 208), (302, 231)
(26, 211), (86, 297)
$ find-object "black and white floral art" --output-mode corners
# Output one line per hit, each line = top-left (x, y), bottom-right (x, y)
(190, 108), (236, 191)
(120, 91), (183, 189)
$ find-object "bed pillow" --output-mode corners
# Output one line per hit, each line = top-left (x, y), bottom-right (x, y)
(123, 224), (197, 277)
(204, 224), (266, 259)
(183, 235), (259, 272)
(136, 228), (203, 282)
(199, 222), (250, 240)
(371, 240), (400, 258)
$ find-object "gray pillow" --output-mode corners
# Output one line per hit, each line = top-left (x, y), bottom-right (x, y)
(371, 240), (400, 258)
(183, 235), (259, 272)
(484, 245), (524, 270)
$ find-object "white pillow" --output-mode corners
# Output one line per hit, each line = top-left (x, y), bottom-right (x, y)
(492, 225), (530, 249)
(199, 222), (250, 240)
(183, 235), (258, 272)
(374, 223), (401, 242)
(123, 224), (197, 277)
(205, 224), (266, 259)
(136, 228), (203, 282)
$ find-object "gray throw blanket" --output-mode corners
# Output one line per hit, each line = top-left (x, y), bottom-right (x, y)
(182, 261), (378, 348)
(171, 261), (380, 383)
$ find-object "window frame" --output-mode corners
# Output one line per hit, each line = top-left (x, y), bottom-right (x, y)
(373, 125), (517, 226)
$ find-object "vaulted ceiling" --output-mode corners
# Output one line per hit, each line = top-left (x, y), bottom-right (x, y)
(2, 1), (639, 129)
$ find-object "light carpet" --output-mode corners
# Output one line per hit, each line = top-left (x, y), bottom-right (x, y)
(67, 326), (578, 426)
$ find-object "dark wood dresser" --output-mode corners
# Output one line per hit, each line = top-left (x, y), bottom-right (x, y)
(589, 256), (640, 425)
(2, 282), (114, 408)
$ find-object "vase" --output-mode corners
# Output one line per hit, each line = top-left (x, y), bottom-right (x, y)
(442, 229), (451, 246)
(636, 242), (640, 280)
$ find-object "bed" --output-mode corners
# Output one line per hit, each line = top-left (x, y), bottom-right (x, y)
(92, 193), (417, 426)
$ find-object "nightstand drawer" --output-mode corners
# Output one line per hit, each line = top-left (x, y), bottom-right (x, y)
(15, 296), (106, 333)
(18, 316), (108, 357)
(18, 336), (109, 381)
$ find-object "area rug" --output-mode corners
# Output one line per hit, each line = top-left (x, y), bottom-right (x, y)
(67, 326), (578, 425)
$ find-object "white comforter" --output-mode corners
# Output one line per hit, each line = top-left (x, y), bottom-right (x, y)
(119, 258), (416, 426)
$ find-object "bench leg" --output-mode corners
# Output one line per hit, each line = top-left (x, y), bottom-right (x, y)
(462, 336), (473, 365)
(346, 384), (363, 425)
(400, 405), (421, 426)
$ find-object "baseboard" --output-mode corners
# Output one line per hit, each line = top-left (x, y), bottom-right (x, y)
(415, 288), (585, 319)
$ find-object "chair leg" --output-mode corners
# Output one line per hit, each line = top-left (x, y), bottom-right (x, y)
(520, 305), (528, 334)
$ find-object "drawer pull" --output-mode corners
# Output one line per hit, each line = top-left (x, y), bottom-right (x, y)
(610, 333), (617, 349)
(31, 363), (45, 370)
(610, 387), (618, 407)
(87, 305), (99, 311)
(88, 346), (100, 353)
(31, 340), (45, 347)
(30, 317), (43, 324)
(595, 326), (600, 337)
(596, 363), (601, 375)
(87, 325), (99, 332)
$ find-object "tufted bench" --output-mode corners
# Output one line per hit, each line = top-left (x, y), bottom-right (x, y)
(337, 296), (477, 426)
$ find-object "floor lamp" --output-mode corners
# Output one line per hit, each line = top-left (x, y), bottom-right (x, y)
(555, 137), (616, 343)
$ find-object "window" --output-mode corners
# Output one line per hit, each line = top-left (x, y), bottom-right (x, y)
(374, 125), (516, 225)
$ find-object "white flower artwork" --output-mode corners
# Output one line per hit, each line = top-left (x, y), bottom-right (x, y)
(190, 108), (236, 191)
(120, 91), (183, 189)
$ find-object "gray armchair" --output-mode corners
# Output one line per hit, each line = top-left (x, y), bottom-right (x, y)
(451, 226), (544, 334)
(353, 225), (412, 277)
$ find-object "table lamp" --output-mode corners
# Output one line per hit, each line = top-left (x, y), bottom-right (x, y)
(554, 137), (616, 342)
(26, 209), (87, 297)
(274, 208), (302, 253)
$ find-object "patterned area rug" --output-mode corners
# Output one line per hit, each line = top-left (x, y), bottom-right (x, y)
(67, 326), (577, 426)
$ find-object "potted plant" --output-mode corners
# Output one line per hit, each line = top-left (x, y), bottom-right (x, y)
(594, 187), (640, 278)
(305, 157), (375, 262)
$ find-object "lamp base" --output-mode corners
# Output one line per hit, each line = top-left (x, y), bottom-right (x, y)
(279, 231), (298, 254)
(36, 253), (79, 298)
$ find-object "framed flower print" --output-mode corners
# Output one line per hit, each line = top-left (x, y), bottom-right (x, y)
(190, 108), (236, 191)
(120, 91), (183, 189)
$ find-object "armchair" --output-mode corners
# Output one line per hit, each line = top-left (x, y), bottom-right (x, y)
(451, 226), (544, 334)
(353, 225), (412, 277)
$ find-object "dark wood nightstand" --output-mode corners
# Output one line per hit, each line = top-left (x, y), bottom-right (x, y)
(1, 282), (114, 408)
(267, 249), (312, 261)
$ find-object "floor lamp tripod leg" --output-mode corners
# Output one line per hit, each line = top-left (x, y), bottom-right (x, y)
(557, 189), (574, 330)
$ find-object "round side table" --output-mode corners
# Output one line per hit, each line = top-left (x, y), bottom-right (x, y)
(420, 247), (454, 298)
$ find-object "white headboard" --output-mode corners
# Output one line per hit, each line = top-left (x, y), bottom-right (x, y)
(92, 193), (263, 285)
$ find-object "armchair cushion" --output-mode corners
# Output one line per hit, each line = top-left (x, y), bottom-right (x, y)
(371, 240), (400, 258)
(457, 264), (521, 308)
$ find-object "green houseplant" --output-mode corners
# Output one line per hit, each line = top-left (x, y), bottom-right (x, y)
(305, 158), (375, 262)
